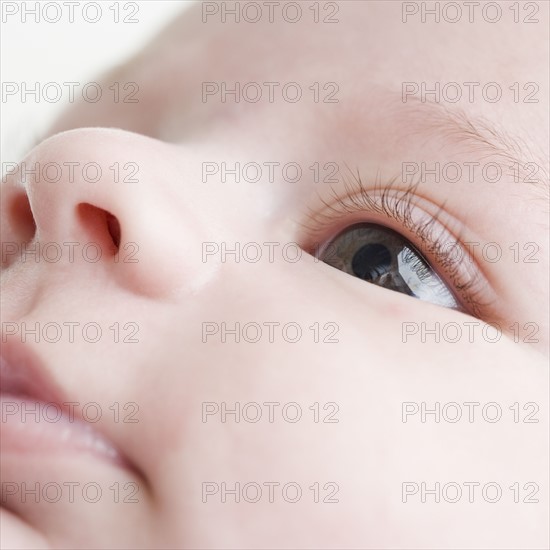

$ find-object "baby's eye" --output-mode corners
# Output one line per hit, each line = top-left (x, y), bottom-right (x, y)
(318, 223), (459, 310)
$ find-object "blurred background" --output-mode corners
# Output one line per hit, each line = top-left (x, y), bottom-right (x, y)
(1, 0), (194, 166)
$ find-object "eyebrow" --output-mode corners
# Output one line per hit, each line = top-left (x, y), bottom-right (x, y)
(400, 97), (549, 202)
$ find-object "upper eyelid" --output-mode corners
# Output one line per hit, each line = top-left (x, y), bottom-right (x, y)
(298, 170), (499, 320)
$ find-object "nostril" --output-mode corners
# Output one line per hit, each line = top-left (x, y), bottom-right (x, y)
(106, 212), (121, 248)
(77, 203), (121, 255)
(9, 193), (37, 243)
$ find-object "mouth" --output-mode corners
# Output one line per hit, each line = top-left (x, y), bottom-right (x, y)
(0, 340), (129, 469)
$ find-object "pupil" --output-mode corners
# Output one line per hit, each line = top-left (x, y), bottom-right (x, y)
(352, 243), (392, 281)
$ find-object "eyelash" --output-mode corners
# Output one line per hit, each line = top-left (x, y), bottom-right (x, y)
(300, 168), (496, 319)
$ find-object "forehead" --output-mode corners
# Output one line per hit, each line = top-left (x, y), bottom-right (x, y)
(191, 2), (547, 77)
(161, 2), (547, 226)
(169, 2), (548, 146)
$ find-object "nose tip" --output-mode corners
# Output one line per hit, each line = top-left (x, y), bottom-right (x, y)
(15, 129), (131, 243)
(1, 128), (189, 296)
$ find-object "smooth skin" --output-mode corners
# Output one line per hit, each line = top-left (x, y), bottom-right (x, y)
(1, 1), (548, 548)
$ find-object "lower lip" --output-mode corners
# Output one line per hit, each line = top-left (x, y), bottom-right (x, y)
(0, 393), (124, 466)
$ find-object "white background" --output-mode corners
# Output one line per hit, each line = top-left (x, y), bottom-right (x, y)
(1, 1), (195, 167)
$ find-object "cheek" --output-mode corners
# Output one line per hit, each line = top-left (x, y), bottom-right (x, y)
(109, 258), (545, 548)
(148, 314), (544, 548)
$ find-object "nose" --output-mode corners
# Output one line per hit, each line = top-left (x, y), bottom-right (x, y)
(1, 128), (207, 296)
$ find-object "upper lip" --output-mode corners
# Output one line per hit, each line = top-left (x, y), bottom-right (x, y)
(0, 337), (135, 470)
(1, 338), (66, 405)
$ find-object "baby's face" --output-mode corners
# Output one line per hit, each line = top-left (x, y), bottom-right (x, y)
(1, 2), (548, 548)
